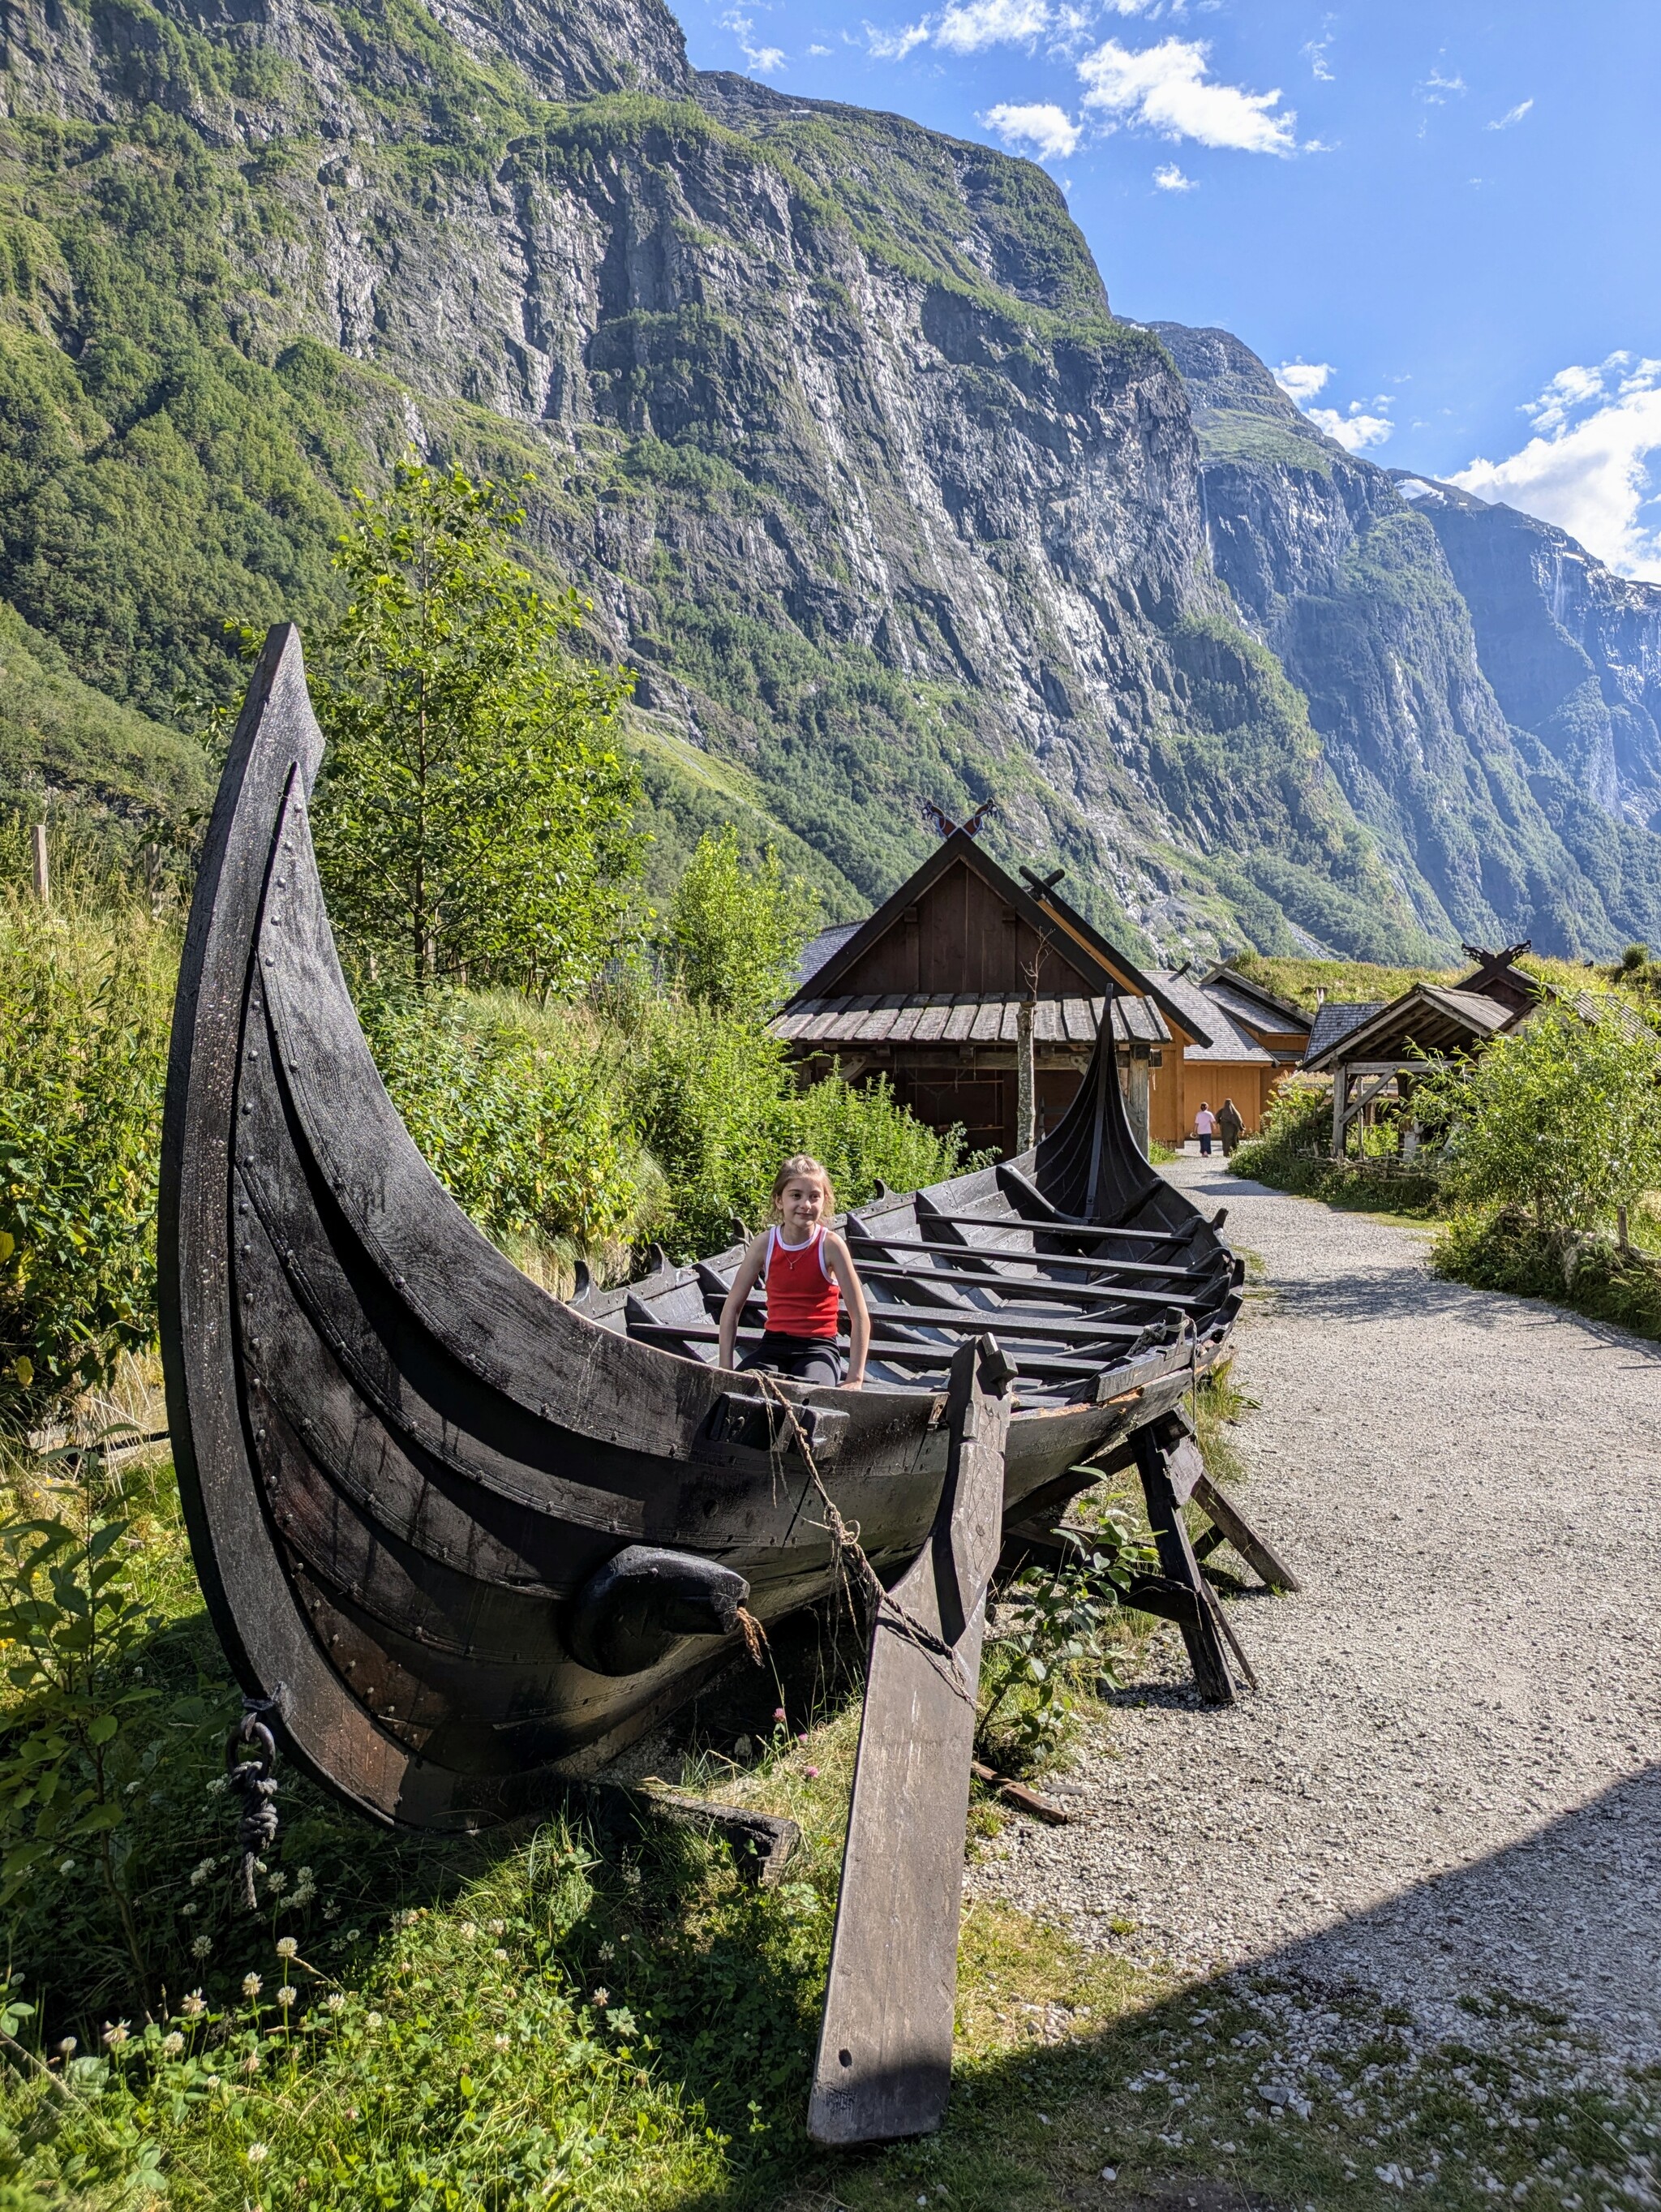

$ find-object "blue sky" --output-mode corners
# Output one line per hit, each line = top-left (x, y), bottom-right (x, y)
(678, 1), (1661, 579)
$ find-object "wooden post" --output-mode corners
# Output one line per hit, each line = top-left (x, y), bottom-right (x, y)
(1015, 1000), (1035, 1154)
(30, 823), (49, 904)
(1122, 1045), (1151, 1159)
(1330, 1064), (1347, 1159)
(808, 1335), (1016, 2146)
(1134, 1424), (1234, 1705)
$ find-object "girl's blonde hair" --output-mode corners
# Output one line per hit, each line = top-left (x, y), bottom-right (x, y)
(771, 1153), (835, 1213)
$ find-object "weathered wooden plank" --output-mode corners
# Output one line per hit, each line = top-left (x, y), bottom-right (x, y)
(1191, 1473), (1302, 1592)
(1134, 1427), (1234, 1705)
(808, 1337), (1016, 2145)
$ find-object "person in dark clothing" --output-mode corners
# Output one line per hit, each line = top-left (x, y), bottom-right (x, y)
(1217, 1097), (1245, 1156)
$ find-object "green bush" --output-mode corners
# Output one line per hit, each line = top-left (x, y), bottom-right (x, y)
(615, 994), (972, 1259)
(1227, 1076), (1332, 1193)
(1416, 1002), (1661, 1237)
(358, 986), (645, 1254)
(665, 824), (819, 1017)
(1431, 1207), (1661, 1340)
(0, 893), (174, 1428)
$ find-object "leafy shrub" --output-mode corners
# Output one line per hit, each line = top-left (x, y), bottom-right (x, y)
(1227, 1076), (1332, 1193)
(1416, 1002), (1661, 1237)
(0, 894), (174, 1428)
(1431, 1208), (1661, 1342)
(358, 987), (645, 1254)
(616, 995), (972, 1258)
(666, 824), (819, 1016)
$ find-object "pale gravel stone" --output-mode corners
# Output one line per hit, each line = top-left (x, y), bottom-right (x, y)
(968, 1157), (1661, 2063)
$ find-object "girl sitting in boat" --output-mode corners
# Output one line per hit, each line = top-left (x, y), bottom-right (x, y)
(717, 1154), (872, 1390)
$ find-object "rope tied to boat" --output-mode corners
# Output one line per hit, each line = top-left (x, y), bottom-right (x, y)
(751, 1372), (974, 1705)
(734, 1604), (768, 1664)
(225, 1690), (283, 1912)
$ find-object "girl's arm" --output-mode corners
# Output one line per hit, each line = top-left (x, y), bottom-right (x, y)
(825, 1233), (870, 1389)
(718, 1234), (770, 1371)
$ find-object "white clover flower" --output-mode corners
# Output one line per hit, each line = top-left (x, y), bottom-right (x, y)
(598, 1942), (616, 1962)
(266, 1871), (288, 1894)
(57, 1859), (75, 1876)
(101, 2022), (130, 2049)
(492, 1947), (509, 1964)
(246, 2142), (268, 2164)
(182, 1991), (206, 2017)
(458, 1922), (478, 1940)
(365, 2011), (383, 2029)
(591, 1988), (610, 2008)
(56, 2038), (76, 2059)
(189, 1857), (216, 1888)
(486, 1919), (505, 1937)
(275, 1936), (298, 1960)
(276, 1986), (297, 2009)
(242, 1974), (262, 1999)
(161, 2031), (185, 2056)
(205, 2073), (221, 2090)
(344, 1928), (362, 1942)
(191, 1936), (212, 1959)
(180, 1902), (197, 1918)
(493, 2034), (510, 2051)
(324, 1992), (347, 2015)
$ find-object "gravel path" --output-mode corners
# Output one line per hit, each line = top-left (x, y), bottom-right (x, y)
(972, 1160), (1661, 2063)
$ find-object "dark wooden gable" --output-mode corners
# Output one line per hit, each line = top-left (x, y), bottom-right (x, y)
(830, 851), (1100, 1000)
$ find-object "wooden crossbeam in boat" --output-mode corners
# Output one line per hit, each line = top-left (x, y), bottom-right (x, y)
(619, 1320), (1116, 1383)
(808, 1334), (1016, 2145)
(851, 1259), (1212, 1313)
(846, 1226), (1219, 1282)
(907, 1206), (1193, 1248)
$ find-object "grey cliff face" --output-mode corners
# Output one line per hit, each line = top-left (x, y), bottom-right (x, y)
(1155, 321), (1661, 955)
(1393, 474), (1661, 836)
(1, 0), (1658, 956)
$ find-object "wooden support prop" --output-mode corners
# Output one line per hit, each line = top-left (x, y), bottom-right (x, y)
(636, 1781), (800, 1886)
(969, 1760), (1070, 1824)
(29, 823), (48, 904)
(1133, 1424), (1234, 1706)
(1191, 1472), (1301, 1593)
(807, 1334), (1016, 2147)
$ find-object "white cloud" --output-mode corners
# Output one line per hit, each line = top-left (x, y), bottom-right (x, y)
(1418, 67), (1466, 103)
(935, 0), (1049, 50)
(722, 10), (784, 70)
(1077, 37), (1296, 154)
(981, 101), (1082, 158)
(1450, 355), (1661, 580)
(808, 41), (830, 54)
(1273, 359), (1333, 406)
(865, 17), (929, 56)
(1152, 161), (1195, 190)
(1307, 407), (1393, 453)
(1486, 97), (1533, 130)
(1303, 30), (1333, 81)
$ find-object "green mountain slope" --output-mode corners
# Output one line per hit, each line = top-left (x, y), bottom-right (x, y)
(2, 0), (1648, 960)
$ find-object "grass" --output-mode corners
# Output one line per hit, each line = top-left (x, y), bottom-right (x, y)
(2, 1351), (1655, 2206)
(1431, 1206), (1661, 1344)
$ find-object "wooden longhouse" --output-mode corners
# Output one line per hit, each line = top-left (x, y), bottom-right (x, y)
(773, 829), (1280, 1158)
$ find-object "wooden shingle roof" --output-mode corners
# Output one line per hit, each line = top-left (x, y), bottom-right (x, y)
(774, 991), (1170, 1052)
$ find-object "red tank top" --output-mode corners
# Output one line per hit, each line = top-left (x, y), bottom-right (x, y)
(764, 1226), (840, 1339)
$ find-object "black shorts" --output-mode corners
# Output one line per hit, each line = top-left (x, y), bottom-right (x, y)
(739, 1334), (844, 1388)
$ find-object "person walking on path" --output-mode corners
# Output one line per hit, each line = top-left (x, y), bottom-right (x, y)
(1194, 1102), (1218, 1158)
(1217, 1097), (1244, 1157)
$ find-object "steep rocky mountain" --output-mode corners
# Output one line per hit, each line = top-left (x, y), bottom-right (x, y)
(1154, 323), (1661, 956)
(0, 0), (1655, 957)
(1391, 472), (1661, 835)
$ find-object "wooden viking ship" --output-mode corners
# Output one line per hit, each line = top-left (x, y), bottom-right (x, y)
(159, 625), (1245, 1834)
